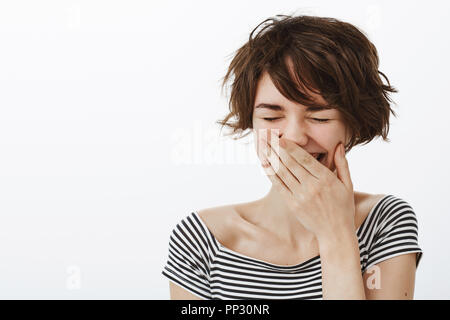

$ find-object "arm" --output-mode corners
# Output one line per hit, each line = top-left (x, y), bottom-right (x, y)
(318, 230), (419, 300)
(318, 230), (366, 300)
(363, 252), (417, 299)
(169, 281), (205, 300)
(361, 196), (422, 299)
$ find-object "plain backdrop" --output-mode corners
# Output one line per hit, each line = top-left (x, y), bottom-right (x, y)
(0, 0), (448, 299)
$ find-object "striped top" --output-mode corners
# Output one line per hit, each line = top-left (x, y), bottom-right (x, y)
(161, 194), (423, 299)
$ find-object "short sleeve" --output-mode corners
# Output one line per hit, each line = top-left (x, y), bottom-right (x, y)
(161, 214), (212, 299)
(365, 196), (423, 271)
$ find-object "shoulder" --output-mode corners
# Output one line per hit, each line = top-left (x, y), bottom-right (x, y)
(354, 191), (389, 227)
(355, 192), (419, 230)
(362, 193), (423, 271)
(164, 210), (218, 272)
(162, 212), (214, 299)
(354, 191), (388, 208)
(166, 210), (216, 256)
(360, 192), (421, 247)
(372, 194), (420, 230)
(197, 203), (254, 248)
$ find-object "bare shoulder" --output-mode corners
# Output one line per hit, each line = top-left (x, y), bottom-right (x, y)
(196, 205), (238, 246)
(196, 202), (254, 247)
(354, 191), (389, 226)
(365, 192), (389, 206)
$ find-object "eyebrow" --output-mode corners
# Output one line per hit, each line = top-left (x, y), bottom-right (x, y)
(254, 103), (333, 112)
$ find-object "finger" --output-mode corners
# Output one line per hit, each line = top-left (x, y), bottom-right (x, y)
(334, 143), (354, 190)
(256, 128), (273, 163)
(265, 130), (311, 186)
(278, 137), (328, 179)
(263, 135), (303, 195)
(261, 157), (293, 198)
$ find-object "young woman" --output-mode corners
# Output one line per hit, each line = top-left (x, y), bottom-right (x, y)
(162, 14), (423, 300)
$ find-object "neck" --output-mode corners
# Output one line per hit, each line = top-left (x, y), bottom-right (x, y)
(254, 167), (339, 247)
(252, 185), (315, 247)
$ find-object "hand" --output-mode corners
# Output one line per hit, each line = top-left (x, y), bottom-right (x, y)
(258, 130), (356, 241)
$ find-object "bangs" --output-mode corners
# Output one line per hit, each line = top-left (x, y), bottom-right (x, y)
(265, 55), (336, 111)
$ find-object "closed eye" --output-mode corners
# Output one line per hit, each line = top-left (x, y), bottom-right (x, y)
(312, 118), (330, 123)
(263, 117), (281, 122)
(263, 117), (330, 123)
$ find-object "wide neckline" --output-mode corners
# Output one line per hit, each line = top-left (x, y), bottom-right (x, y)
(193, 194), (392, 269)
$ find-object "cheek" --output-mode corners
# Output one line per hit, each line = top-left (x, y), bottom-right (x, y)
(315, 123), (346, 143)
(253, 119), (275, 132)
(312, 128), (337, 146)
(314, 129), (345, 166)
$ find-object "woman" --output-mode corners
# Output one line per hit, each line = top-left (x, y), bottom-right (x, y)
(162, 14), (423, 299)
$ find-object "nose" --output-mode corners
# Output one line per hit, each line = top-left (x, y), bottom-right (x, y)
(279, 121), (310, 147)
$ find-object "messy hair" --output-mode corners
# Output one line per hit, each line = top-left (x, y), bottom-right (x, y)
(216, 13), (398, 152)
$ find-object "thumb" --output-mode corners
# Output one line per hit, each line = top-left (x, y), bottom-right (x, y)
(334, 143), (353, 190)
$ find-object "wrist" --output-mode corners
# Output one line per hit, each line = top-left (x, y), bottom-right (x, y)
(317, 228), (359, 253)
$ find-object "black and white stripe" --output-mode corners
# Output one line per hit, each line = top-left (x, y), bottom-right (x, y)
(162, 194), (423, 300)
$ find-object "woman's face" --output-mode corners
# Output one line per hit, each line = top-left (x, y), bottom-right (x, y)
(252, 71), (350, 174)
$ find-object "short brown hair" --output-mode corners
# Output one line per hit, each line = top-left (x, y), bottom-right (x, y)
(216, 14), (398, 152)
